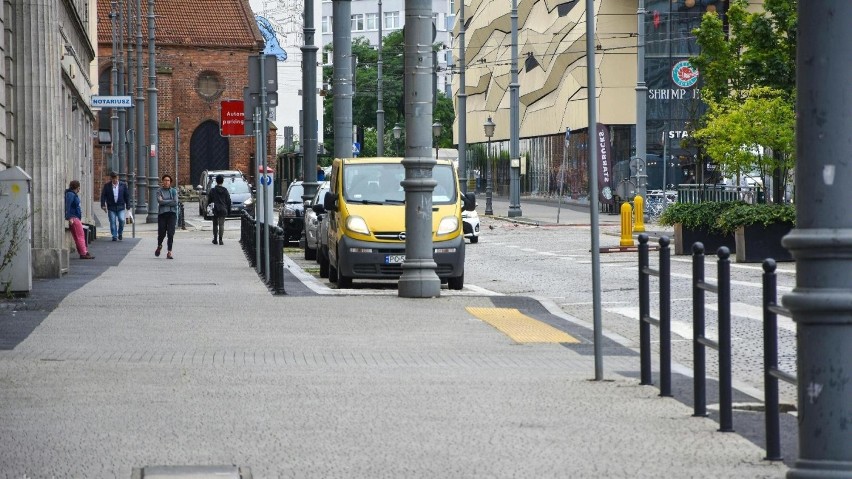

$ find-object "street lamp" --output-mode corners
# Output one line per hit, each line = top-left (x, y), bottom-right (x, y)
(392, 123), (402, 156)
(483, 116), (495, 216)
(432, 121), (442, 160)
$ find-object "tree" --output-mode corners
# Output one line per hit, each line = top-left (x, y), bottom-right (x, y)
(690, 0), (797, 202)
(323, 30), (455, 157)
(694, 87), (795, 192)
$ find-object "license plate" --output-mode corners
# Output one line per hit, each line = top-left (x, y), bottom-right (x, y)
(385, 254), (405, 264)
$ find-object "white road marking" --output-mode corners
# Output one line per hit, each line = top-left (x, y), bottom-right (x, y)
(607, 305), (717, 342)
(706, 302), (797, 333)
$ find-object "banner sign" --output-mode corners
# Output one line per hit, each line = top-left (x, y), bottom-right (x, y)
(92, 96), (132, 108)
(596, 123), (613, 205)
(220, 100), (245, 136)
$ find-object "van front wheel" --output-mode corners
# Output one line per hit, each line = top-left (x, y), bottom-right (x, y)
(448, 274), (464, 290)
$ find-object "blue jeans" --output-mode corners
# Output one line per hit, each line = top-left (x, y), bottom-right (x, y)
(108, 209), (126, 239)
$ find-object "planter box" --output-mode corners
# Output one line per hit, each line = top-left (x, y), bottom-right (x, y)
(734, 223), (794, 263)
(674, 223), (736, 256)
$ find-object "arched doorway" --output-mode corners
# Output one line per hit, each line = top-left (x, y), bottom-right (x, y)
(190, 120), (229, 186)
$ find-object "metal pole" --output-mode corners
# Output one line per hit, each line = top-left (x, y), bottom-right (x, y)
(659, 236), (672, 397)
(635, 0), (647, 199)
(693, 242), (707, 417)
(302, 0), (319, 207)
(117, 0), (126, 182)
(376, 0), (384, 157)
(762, 259), (782, 461)
(398, 0), (440, 298)
(662, 128), (668, 193)
(126, 0), (135, 220)
(586, 0), (604, 380)
(146, 0), (159, 223)
(260, 54), (271, 278)
(332, 0), (353, 160)
(485, 133), (493, 216)
(134, 0), (147, 216)
(507, 0), (522, 217)
(638, 234), (651, 385)
(718, 246), (733, 432)
(783, 2), (852, 475)
(110, 2), (119, 174)
(457, 0), (467, 193)
(255, 107), (262, 272)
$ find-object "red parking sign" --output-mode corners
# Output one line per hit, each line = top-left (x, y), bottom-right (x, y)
(220, 100), (245, 136)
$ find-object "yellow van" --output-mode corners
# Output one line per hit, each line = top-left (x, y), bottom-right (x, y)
(321, 157), (475, 289)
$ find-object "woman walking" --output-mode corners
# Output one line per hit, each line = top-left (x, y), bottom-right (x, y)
(155, 174), (178, 259)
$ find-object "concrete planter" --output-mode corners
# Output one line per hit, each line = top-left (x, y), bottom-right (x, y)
(734, 223), (794, 263)
(674, 223), (736, 256)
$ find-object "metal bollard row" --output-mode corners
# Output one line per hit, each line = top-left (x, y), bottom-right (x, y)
(637, 234), (671, 396)
(762, 259), (796, 461)
(638, 237), (800, 459)
(692, 242), (734, 432)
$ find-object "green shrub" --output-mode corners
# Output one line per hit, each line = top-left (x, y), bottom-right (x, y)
(716, 203), (796, 234)
(658, 201), (743, 233)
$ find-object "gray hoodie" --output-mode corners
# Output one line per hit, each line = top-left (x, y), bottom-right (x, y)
(157, 187), (178, 214)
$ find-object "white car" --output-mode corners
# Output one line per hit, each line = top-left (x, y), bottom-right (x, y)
(462, 208), (480, 243)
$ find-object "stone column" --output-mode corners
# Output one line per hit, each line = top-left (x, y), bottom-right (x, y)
(13, 0), (64, 278)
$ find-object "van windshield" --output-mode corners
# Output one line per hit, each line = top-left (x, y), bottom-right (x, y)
(342, 163), (456, 205)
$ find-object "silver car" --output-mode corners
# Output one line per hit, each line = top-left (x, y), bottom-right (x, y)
(304, 181), (330, 260)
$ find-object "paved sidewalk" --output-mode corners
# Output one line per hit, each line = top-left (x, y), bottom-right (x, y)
(0, 202), (787, 477)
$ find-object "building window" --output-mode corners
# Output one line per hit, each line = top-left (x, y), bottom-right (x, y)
(366, 13), (378, 31)
(384, 11), (400, 30)
(196, 71), (224, 101)
(351, 13), (364, 32)
(322, 16), (332, 34)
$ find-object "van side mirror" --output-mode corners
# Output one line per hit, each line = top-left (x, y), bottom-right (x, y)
(323, 191), (338, 212)
(463, 192), (476, 211)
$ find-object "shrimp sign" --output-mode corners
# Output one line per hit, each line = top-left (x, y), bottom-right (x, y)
(672, 61), (699, 88)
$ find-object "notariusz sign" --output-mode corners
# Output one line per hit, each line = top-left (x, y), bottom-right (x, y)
(91, 96), (132, 108)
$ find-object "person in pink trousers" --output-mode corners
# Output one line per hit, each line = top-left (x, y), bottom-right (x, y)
(65, 180), (94, 259)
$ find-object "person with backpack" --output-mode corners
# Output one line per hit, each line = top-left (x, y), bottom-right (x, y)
(207, 174), (232, 245)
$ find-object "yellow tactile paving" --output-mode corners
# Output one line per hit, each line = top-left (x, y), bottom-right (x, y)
(466, 307), (580, 344)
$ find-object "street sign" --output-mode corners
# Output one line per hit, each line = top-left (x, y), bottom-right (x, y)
(220, 100), (245, 136)
(91, 96), (132, 108)
(353, 142), (361, 156)
(248, 55), (278, 93)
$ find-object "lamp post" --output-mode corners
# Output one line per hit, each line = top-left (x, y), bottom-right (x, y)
(392, 123), (402, 156)
(483, 116), (495, 216)
(432, 121), (442, 160)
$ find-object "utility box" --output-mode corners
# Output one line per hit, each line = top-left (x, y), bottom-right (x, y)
(0, 167), (32, 294)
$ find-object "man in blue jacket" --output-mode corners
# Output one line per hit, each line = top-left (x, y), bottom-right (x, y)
(100, 171), (131, 241)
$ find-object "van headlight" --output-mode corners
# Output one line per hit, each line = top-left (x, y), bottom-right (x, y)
(437, 216), (459, 236)
(346, 215), (370, 235)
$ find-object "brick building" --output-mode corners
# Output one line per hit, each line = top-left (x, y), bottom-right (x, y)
(96, 0), (275, 205)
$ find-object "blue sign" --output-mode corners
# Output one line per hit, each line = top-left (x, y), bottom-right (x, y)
(261, 175), (272, 186)
(353, 142), (361, 156)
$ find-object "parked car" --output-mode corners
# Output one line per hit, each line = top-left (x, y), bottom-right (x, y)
(463, 207), (480, 243)
(195, 169), (249, 219)
(304, 181), (330, 260)
(277, 181), (305, 243)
